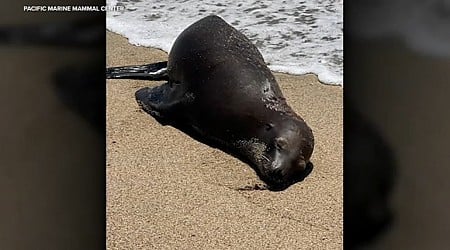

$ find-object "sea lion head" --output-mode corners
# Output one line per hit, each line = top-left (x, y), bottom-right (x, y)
(259, 118), (314, 191)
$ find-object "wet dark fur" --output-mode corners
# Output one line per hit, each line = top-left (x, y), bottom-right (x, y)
(108, 15), (315, 190)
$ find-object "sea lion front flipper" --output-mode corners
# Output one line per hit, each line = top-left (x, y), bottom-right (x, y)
(106, 62), (168, 81)
(135, 83), (188, 125)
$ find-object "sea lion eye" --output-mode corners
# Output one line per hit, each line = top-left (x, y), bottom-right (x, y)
(275, 137), (288, 150)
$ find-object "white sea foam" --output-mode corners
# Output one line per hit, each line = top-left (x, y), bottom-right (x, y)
(106, 0), (343, 85)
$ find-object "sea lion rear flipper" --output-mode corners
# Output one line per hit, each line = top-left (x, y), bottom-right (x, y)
(106, 61), (169, 81)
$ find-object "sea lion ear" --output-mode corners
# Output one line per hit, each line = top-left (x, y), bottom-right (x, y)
(275, 137), (288, 150)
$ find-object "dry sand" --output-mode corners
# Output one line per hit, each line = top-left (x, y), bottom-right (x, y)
(106, 31), (343, 249)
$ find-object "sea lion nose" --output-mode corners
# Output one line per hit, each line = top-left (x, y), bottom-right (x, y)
(291, 159), (313, 182)
(296, 159), (307, 172)
(302, 161), (314, 176)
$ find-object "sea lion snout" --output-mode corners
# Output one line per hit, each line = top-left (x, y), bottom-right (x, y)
(261, 154), (314, 191)
(261, 125), (314, 190)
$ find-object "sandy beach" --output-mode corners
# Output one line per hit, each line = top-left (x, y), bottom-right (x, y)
(106, 31), (343, 249)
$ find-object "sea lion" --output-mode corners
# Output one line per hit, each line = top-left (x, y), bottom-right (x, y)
(107, 15), (314, 191)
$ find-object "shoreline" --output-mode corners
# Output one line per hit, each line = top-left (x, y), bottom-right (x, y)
(106, 30), (343, 86)
(107, 31), (343, 249)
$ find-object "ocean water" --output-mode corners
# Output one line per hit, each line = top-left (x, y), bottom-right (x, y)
(106, 0), (343, 85)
